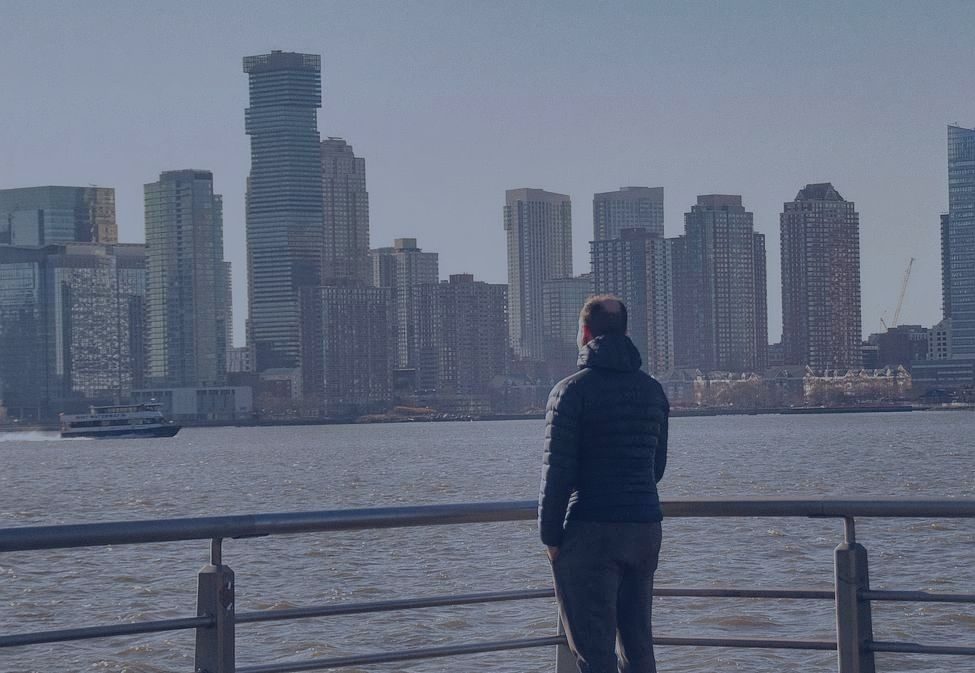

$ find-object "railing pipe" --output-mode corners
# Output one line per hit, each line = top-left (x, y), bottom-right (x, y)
(870, 641), (975, 656)
(236, 636), (567, 673)
(2, 497), (975, 673)
(4, 498), (975, 553)
(0, 616), (212, 648)
(861, 589), (975, 603)
(236, 588), (554, 624)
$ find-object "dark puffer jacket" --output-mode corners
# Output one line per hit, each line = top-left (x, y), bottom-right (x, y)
(538, 333), (670, 547)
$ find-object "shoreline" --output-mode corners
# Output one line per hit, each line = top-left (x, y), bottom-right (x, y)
(4, 403), (971, 434)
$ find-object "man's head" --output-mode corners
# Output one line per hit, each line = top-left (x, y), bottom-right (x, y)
(578, 295), (628, 349)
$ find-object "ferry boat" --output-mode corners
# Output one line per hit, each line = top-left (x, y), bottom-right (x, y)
(59, 403), (181, 439)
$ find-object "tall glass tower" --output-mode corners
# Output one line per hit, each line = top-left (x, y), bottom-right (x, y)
(592, 186), (664, 241)
(144, 170), (228, 387)
(947, 125), (975, 356)
(243, 51), (323, 371)
(504, 188), (573, 361)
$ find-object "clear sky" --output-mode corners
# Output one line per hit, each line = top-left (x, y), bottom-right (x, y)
(3, 0), (973, 345)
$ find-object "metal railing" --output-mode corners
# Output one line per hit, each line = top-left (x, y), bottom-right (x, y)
(2, 498), (974, 673)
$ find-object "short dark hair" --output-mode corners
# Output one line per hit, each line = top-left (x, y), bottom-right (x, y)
(580, 295), (627, 338)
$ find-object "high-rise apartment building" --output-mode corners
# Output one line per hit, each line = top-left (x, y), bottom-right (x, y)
(940, 212), (952, 320)
(0, 186), (117, 245)
(243, 51), (324, 371)
(673, 195), (767, 372)
(946, 125), (975, 356)
(222, 260), (234, 351)
(300, 284), (393, 417)
(593, 186), (664, 241)
(542, 275), (592, 376)
(0, 243), (146, 418)
(413, 274), (508, 396)
(780, 183), (862, 370)
(504, 188), (573, 361)
(144, 170), (228, 387)
(591, 229), (674, 374)
(322, 137), (370, 285)
(371, 238), (439, 370)
(46, 244), (146, 405)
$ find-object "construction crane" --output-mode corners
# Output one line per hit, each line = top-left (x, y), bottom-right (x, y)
(889, 257), (915, 329)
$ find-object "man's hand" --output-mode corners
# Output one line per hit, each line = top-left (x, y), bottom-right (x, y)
(546, 546), (560, 563)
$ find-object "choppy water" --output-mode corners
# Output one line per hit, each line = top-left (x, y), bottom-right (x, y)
(1, 411), (973, 673)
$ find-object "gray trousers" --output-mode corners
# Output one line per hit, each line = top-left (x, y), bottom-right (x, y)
(552, 520), (663, 673)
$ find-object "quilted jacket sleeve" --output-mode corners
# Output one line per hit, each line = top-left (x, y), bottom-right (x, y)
(538, 379), (583, 547)
(655, 385), (670, 483)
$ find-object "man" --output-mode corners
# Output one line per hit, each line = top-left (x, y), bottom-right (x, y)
(539, 295), (670, 673)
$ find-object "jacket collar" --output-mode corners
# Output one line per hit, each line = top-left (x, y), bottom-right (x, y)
(578, 334), (643, 372)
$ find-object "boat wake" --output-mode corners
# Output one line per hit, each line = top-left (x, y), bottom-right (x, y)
(0, 431), (89, 441)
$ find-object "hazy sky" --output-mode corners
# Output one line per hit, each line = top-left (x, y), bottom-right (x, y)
(3, 0), (974, 345)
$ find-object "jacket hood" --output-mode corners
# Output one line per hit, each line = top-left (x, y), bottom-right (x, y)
(578, 333), (643, 372)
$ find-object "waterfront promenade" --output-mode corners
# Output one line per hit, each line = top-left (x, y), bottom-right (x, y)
(1, 414), (973, 672)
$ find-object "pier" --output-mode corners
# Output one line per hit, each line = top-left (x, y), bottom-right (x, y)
(2, 498), (974, 672)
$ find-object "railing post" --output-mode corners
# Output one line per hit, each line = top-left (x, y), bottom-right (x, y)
(195, 538), (235, 673)
(834, 518), (875, 673)
(555, 612), (576, 673)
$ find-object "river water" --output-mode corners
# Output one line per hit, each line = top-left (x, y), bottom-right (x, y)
(1, 411), (973, 673)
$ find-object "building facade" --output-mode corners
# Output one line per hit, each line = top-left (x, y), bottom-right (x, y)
(673, 195), (767, 372)
(591, 228), (674, 374)
(243, 51), (324, 371)
(780, 183), (862, 370)
(941, 212), (952, 320)
(44, 244), (146, 410)
(132, 386), (253, 421)
(144, 170), (228, 387)
(300, 284), (393, 417)
(413, 274), (508, 398)
(0, 186), (117, 246)
(0, 246), (47, 418)
(542, 275), (593, 377)
(322, 137), (370, 285)
(928, 318), (952, 361)
(593, 186), (664, 241)
(946, 125), (975, 356)
(371, 238), (439, 370)
(0, 243), (146, 419)
(504, 188), (573, 361)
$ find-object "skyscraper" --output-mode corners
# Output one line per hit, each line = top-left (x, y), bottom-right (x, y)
(940, 212), (951, 320)
(243, 51), (324, 371)
(413, 274), (508, 397)
(542, 275), (592, 376)
(0, 246), (46, 418)
(593, 186), (664, 241)
(144, 170), (228, 387)
(673, 195), (767, 372)
(300, 284), (393, 417)
(591, 229), (674, 374)
(0, 186), (117, 245)
(946, 125), (975, 356)
(371, 238), (439, 370)
(504, 188), (573, 361)
(0, 243), (146, 419)
(322, 137), (370, 285)
(780, 183), (862, 370)
(44, 244), (147, 406)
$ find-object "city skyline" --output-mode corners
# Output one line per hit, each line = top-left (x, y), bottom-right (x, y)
(2, 2), (974, 345)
